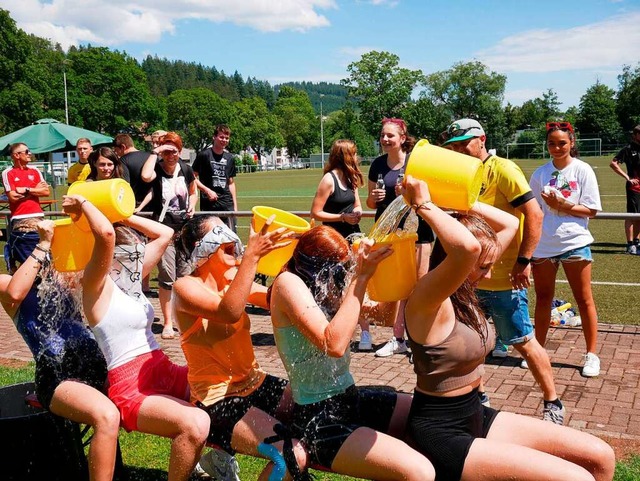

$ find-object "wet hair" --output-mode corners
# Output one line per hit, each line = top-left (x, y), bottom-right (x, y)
(429, 213), (498, 343)
(176, 214), (219, 261)
(323, 139), (364, 190)
(114, 224), (145, 246)
(162, 131), (183, 152)
(87, 147), (124, 180)
(214, 124), (231, 137)
(114, 133), (134, 149)
(546, 123), (579, 158)
(266, 226), (351, 311)
(381, 118), (416, 153)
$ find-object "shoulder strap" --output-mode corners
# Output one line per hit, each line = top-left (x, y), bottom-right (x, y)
(158, 163), (181, 223)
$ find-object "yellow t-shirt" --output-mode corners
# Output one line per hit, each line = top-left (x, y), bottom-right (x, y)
(67, 162), (91, 184)
(477, 155), (532, 291)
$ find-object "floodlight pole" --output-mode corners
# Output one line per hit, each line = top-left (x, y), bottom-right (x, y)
(63, 61), (71, 170)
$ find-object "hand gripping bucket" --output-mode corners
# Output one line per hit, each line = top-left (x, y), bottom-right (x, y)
(51, 217), (96, 272)
(405, 139), (483, 210)
(67, 179), (136, 231)
(251, 206), (311, 277)
(354, 233), (418, 302)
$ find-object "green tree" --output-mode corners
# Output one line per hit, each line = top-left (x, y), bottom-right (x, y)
(341, 51), (423, 137)
(616, 63), (640, 132)
(402, 97), (451, 144)
(576, 81), (622, 144)
(167, 88), (234, 152)
(231, 97), (283, 156)
(273, 86), (316, 159)
(323, 102), (376, 157)
(421, 61), (507, 149)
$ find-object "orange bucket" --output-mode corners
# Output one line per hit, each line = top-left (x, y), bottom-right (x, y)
(50, 218), (95, 272)
(251, 206), (311, 277)
(354, 233), (418, 302)
(405, 139), (483, 210)
(67, 179), (135, 231)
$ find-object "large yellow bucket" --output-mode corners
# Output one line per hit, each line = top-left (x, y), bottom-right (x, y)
(355, 233), (418, 302)
(405, 139), (483, 210)
(67, 179), (135, 231)
(251, 206), (311, 277)
(51, 218), (95, 272)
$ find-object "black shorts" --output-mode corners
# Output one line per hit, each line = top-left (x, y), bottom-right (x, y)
(408, 389), (499, 481)
(626, 188), (640, 214)
(291, 385), (397, 469)
(199, 375), (288, 453)
(35, 336), (108, 410)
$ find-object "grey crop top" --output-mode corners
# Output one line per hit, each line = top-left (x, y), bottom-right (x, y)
(407, 317), (494, 393)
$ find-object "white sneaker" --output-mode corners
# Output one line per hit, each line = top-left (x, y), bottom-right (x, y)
(582, 352), (600, 377)
(520, 359), (529, 369)
(375, 338), (408, 357)
(627, 244), (637, 255)
(491, 341), (509, 358)
(195, 448), (240, 481)
(358, 330), (373, 351)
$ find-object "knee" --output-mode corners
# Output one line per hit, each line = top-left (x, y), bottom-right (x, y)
(291, 439), (309, 472)
(181, 410), (210, 445)
(94, 404), (121, 437)
(402, 451), (435, 481)
(590, 439), (616, 478)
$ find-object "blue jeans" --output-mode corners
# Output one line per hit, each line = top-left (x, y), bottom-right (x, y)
(532, 245), (593, 265)
(476, 288), (534, 345)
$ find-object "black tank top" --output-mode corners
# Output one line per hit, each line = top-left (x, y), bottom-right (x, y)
(322, 172), (361, 238)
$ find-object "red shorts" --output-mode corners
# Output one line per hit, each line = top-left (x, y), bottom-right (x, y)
(107, 350), (189, 431)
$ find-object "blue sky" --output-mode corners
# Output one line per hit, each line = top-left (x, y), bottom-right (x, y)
(2, 0), (639, 109)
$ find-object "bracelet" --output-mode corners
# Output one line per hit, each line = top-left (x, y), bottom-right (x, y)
(412, 200), (433, 212)
(34, 244), (50, 253)
(80, 199), (87, 206)
(29, 253), (45, 265)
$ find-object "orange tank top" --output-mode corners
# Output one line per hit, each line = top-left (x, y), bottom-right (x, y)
(180, 311), (266, 406)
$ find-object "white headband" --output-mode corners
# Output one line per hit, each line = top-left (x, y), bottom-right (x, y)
(190, 224), (243, 271)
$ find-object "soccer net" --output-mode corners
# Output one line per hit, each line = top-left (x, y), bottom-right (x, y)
(507, 138), (602, 159)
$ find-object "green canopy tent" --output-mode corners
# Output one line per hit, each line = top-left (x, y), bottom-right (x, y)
(0, 118), (113, 196)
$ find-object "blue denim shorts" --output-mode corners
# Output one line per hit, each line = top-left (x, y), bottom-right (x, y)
(476, 288), (534, 346)
(532, 245), (593, 265)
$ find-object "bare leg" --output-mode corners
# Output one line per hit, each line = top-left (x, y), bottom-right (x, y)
(531, 259), (559, 347)
(462, 411), (615, 481)
(563, 260), (598, 353)
(159, 286), (175, 338)
(136, 396), (210, 481)
(513, 338), (558, 402)
(331, 427), (435, 481)
(49, 381), (120, 481)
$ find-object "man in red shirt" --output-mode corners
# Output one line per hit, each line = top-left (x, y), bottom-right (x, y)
(2, 143), (51, 271)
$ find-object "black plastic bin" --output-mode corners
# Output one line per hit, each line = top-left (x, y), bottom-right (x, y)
(0, 381), (88, 481)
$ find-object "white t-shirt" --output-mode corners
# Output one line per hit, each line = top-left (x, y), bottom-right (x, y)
(530, 158), (601, 258)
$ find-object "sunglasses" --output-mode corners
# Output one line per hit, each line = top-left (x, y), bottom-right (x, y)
(546, 122), (574, 133)
(14, 149), (30, 155)
(446, 126), (479, 139)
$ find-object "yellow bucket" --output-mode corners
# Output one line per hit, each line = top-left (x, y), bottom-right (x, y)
(405, 139), (483, 210)
(51, 218), (96, 272)
(354, 233), (418, 302)
(67, 179), (135, 231)
(251, 206), (311, 277)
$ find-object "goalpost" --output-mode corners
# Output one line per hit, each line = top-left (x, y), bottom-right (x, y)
(507, 138), (602, 159)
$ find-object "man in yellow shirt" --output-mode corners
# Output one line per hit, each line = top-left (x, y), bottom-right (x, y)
(443, 118), (564, 425)
(67, 138), (92, 185)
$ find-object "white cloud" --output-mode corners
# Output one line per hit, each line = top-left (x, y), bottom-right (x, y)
(0, 0), (335, 50)
(477, 12), (640, 73)
(503, 88), (545, 105)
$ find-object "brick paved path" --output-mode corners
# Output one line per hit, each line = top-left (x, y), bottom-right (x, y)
(1, 299), (639, 442)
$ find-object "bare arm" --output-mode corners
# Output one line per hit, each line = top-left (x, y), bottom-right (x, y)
(508, 197), (542, 289)
(140, 152), (159, 183)
(229, 177), (238, 211)
(366, 179), (385, 209)
(119, 215), (173, 278)
(469, 202), (519, 260)
(310, 174), (341, 223)
(134, 189), (153, 213)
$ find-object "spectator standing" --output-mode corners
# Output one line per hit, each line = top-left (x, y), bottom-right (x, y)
(141, 132), (197, 339)
(2, 143), (50, 273)
(366, 118), (434, 357)
(192, 124), (238, 231)
(609, 125), (640, 254)
(530, 122), (602, 377)
(67, 138), (93, 185)
(87, 147), (125, 181)
(114, 134), (152, 209)
(443, 118), (564, 424)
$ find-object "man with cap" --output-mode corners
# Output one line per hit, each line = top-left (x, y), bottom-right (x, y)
(443, 118), (565, 425)
(610, 125), (640, 254)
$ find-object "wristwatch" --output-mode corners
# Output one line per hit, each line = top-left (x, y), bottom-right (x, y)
(516, 256), (531, 266)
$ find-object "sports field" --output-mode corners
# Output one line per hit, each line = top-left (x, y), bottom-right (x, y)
(233, 155), (638, 326)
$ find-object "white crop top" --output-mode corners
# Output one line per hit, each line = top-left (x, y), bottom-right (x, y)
(91, 279), (158, 370)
